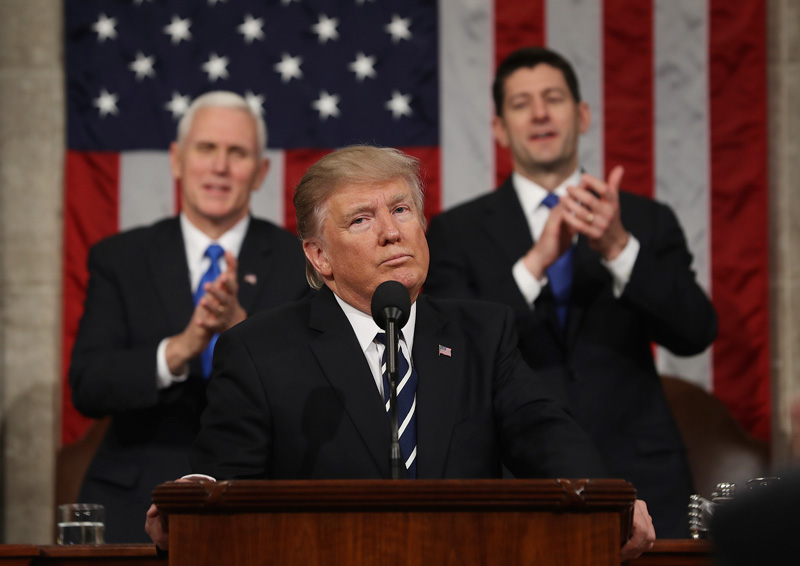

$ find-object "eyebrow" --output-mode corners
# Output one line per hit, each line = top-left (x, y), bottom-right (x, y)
(192, 139), (253, 152)
(508, 86), (568, 100)
(341, 192), (413, 221)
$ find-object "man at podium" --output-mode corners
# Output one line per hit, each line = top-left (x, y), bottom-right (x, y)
(146, 145), (655, 561)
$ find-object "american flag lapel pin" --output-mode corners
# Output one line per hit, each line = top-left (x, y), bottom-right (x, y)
(438, 344), (452, 357)
(244, 273), (258, 285)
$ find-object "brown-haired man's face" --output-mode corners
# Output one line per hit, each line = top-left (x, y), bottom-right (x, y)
(493, 64), (590, 180)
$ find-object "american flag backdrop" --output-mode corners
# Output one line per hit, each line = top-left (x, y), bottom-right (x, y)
(63, 0), (769, 445)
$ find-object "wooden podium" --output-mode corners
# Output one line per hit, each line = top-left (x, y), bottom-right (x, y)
(152, 478), (635, 565)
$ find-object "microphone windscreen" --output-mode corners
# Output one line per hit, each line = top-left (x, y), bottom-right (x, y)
(370, 280), (411, 329)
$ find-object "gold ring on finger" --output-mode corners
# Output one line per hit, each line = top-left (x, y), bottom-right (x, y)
(586, 212), (594, 224)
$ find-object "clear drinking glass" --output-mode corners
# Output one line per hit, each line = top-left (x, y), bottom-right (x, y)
(57, 503), (105, 544)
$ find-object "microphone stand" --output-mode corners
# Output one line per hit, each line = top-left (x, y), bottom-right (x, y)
(370, 280), (411, 480)
(386, 318), (403, 480)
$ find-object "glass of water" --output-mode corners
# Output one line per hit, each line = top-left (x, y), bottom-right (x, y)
(57, 503), (105, 545)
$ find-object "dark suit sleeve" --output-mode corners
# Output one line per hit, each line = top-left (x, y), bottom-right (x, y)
(487, 306), (607, 478)
(190, 327), (272, 479)
(69, 243), (164, 417)
(621, 199), (717, 355)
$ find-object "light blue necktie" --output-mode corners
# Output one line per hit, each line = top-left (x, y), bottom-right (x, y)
(541, 193), (573, 327)
(194, 243), (225, 378)
(376, 332), (418, 478)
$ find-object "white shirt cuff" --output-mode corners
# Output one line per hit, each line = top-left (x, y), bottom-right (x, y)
(512, 258), (546, 307)
(601, 233), (640, 298)
(180, 473), (216, 482)
(156, 338), (189, 390)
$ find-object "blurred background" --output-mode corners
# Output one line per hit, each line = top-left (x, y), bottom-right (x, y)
(0, 0), (797, 543)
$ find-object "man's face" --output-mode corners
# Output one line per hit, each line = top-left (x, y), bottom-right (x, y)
(170, 106), (268, 234)
(304, 178), (430, 314)
(493, 64), (590, 179)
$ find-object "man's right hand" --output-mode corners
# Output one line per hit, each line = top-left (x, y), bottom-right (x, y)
(521, 201), (575, 280)
(164, 303), (216, 375)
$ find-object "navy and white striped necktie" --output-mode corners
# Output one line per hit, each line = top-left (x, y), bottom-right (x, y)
(376, 332), (418, 478)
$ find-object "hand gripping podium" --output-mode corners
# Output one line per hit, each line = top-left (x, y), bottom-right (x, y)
(152, 478), (635, 565)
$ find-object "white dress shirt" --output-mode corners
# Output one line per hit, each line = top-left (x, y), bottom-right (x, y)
(155, 213), (251, 389)
(510, 169), (640, 308)
(334, 293), (417, 400)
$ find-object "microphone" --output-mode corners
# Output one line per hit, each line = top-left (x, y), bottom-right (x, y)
(371, 280), (411, 329)
(370, 280), (411, 480)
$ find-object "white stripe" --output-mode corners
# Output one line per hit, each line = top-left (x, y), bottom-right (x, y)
(398, 396), (416, 437)
(396, 367), (413, 395)
(250, 149), (285, 227)
(405, 445), (417, 469)
(653, 0), (712, 389)
(119, 151), (174, 230)
(439, 0), (494, 209)
(547, 0), (604, 177)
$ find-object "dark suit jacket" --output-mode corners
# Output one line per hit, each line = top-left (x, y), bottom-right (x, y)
(190, 286), (607, 481)
(424, 177), (718, 537)
(69, 216), (310, 542)
(711, 473), (797, 565)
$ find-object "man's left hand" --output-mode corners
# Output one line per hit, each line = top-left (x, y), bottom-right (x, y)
(562, 165), (629, 261)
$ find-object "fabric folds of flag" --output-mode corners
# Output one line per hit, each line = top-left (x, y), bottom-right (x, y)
(63, 0), (769, 444)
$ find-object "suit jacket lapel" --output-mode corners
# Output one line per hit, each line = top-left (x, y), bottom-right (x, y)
(412, 296), (465, 478)
(480, 180), (534, 265)
(236, 218), (271, 313)
(308, 288), (392, 477)
(148, 218), (194, 331)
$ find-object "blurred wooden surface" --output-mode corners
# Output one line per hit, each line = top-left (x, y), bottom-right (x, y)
(661, 375), (770, 499)
(0, 540), (711, 565)
(0, 544), (163, 565)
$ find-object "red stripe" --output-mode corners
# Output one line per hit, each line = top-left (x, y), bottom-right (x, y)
(603, 0), (654, 198)
(493, 0), (546, 188)
(399, 146), (441, 221)
(709, 0), (770, 441)
(282, 149), (334, 235)
(61, 151), (121, 444)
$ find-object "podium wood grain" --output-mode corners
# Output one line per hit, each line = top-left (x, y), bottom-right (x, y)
(152, 479), (635, 566)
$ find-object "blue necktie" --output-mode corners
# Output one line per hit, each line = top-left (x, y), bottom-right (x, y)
(541, 193), (573, 327)
(194, 243), (225, 378)
(376, 332), (418, 478)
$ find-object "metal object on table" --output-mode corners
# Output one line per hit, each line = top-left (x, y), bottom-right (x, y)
(688, 477), (780, 539)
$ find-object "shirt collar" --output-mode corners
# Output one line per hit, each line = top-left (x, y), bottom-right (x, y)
(512, 168), (582, 211)
(180, 213), (251, 265)
(333, 291), (417, 354)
